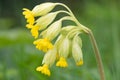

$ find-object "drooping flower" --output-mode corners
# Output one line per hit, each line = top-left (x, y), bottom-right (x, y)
(33, 38), (53, 52)
(23, 2), (57, 32)
(72, 34), (83, 66)
(36, 47), (57, 76)
(56, 37), (70, 67)
(22, 2), (87, 76)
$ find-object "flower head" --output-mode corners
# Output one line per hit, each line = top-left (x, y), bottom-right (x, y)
(33, 38), (53, 52)
(22, 2), (87, 76)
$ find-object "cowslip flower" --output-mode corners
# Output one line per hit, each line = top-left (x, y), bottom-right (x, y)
(33, 20), (62, 52)
(23, 2), (58, 38)
(56, 37), (70, 67)
(72, 34), (83, 66)
(22, 2), (89, 76)
(36, 47), (57, 76)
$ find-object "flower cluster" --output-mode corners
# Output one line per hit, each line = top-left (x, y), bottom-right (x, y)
(23, 2), (88, 76)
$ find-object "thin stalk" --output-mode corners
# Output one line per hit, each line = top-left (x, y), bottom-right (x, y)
(88, 30), (105, 80)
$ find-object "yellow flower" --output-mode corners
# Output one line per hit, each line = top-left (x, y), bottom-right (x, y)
(72, 34), (83, 66)
(30, 26), (39, 38)
(56, 57), (68, 67)
(36, 64), (50, 76)
(33, 38), (53, 52)
(22, 8), (34, 25)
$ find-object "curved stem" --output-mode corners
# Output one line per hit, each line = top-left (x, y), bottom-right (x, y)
(87, 29), (105, 80)
(56, 3), (73, 14)
(56, 10), (71, 16)
(66, 28), (81, 38)
(57, 3), (90, 33)
(60, 16), (74, 21)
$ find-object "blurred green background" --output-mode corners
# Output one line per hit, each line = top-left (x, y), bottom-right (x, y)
(0, 0), (120, 80)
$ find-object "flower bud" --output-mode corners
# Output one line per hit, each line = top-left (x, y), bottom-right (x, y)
(72, 35), (83, 66)
(41, 20), (62, 40)
(35, 12), (58, 30)
(58, 37), (70, 58)
(32, 2), (56, 16)
(42, 47), (57, 66)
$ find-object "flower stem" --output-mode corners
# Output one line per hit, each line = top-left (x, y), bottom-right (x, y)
(87, 29), (105, 80)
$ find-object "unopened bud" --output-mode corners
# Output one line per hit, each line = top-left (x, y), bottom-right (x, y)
(32, 2), (56, 16)
(35, 12), (58, 30)
(58, 37), (70, 58)
(41, 20), (62, 40)
(72, 35), (83, 66)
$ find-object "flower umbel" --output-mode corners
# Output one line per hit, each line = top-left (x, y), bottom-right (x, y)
(22, 2), (97, 76)
(33, 38), (53, 52)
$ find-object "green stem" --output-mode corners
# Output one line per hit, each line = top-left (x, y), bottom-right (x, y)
(88, 29), (105, 80)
